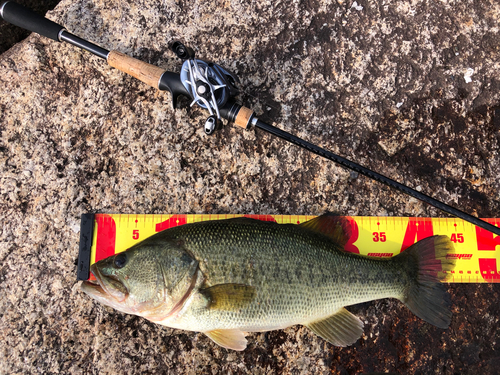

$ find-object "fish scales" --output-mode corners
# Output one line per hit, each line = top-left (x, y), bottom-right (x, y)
(82, 214), (455, 350)
(150, 219), (407, 331)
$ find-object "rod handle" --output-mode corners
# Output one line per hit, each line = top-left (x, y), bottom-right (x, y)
(107, 50), (166, 89)
(107, 51), (192, 107)
(219, 101), (255, 129)
(1, 1), (65, 41)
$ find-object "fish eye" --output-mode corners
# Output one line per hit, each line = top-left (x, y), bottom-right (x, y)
(114, 253), (127, 268)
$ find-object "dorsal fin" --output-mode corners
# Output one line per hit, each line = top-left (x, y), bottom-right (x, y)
(299, 213), (352, 246)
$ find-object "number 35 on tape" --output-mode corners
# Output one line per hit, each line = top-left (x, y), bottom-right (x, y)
(77, 214), (500, 283)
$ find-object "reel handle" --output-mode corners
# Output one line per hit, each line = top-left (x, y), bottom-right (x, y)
(1, 1), (65, 41)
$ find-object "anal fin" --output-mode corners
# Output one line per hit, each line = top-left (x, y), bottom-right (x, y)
(205, 329), (247, 351)
(306, 307), (364, 347)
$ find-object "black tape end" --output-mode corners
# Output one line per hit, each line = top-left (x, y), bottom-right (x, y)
(77, 213), (95, 281)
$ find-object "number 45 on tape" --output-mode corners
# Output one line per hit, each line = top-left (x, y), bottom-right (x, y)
(77, 214), (500, 283)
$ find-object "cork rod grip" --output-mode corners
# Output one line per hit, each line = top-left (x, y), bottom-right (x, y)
(234, 106), (254, 129)
(107, 50), (166, 89)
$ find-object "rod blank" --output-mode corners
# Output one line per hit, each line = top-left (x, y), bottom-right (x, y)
(59, 31), (109, 59)
(253, 118), (500, 236)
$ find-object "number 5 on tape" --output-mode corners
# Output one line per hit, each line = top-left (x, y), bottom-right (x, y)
(77, 214), (500, 283)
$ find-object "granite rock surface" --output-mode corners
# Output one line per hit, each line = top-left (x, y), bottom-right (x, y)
(1, 0), (499, 373)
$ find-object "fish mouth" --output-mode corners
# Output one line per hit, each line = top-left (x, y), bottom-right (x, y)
(82, 277), (105, 294)
(81, 265), (128, 303)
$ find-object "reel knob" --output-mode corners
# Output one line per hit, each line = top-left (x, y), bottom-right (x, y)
(204, 115), (219, 135)
(172, 41), (195, 60)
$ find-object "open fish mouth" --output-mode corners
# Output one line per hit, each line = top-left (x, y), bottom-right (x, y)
(82, 277), (106, 295)
(81, 266), (128, 302)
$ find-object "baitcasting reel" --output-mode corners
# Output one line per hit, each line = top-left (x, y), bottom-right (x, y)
(2, 1), (498, 236)
(172, 41), (239, 135)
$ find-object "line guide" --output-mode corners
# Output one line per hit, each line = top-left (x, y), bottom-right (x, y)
(77, 214), (500, 283)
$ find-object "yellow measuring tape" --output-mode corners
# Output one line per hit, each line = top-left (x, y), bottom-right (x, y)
(77, 214), (500, 283)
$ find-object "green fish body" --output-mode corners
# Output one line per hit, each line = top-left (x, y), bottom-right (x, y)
(82, 214), (456, 350)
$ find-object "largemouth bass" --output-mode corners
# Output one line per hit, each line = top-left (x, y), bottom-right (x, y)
(81, 214), (456, 350)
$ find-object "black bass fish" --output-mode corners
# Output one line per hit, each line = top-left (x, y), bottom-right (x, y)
(82, 214), (456, 350)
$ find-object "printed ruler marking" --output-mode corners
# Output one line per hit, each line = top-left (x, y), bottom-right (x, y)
(80, 214), (500, 283)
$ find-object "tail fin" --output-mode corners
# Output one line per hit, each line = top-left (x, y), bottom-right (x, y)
(395, 235), (456, 328)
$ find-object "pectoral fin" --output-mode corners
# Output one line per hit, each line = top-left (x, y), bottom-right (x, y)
(205, 329), (247, 351)
(200, 283), (256, 311)
(306, 307), (364, 347)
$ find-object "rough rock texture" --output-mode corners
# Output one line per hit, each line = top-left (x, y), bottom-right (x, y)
(1, 0), (499, 373)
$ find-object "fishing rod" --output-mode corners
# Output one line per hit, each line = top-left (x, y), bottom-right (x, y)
(2, 1), (499, 236)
